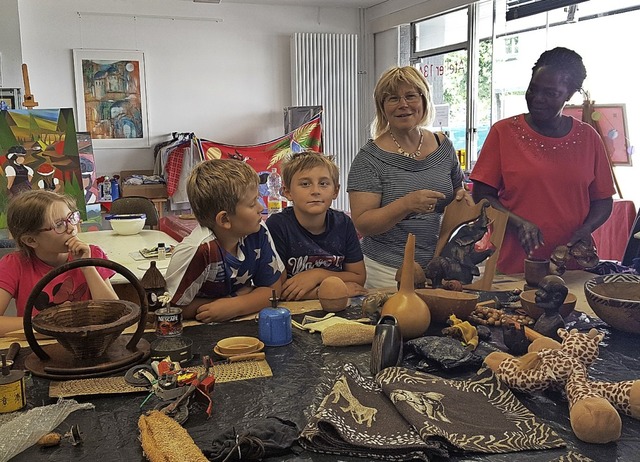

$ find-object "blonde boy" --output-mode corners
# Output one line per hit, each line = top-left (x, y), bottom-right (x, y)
(266, 151), (365, 300)
(165, 159), (284, 322)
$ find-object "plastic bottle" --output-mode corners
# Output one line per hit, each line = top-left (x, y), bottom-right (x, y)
(267, 168), (283, 216)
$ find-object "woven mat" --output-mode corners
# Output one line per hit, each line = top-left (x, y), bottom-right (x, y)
(49, 359), (272, 398)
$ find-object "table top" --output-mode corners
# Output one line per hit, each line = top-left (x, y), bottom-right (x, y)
(78, 229), (178, 284)
(5, 305), (640, 462)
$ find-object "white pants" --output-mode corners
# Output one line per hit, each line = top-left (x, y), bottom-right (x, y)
(364, 255), (398, 290)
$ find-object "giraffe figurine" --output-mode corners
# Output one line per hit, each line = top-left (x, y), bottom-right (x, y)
(484, 328), (640, 444)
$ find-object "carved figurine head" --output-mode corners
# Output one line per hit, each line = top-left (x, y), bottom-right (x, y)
(534, 275), (568, 312)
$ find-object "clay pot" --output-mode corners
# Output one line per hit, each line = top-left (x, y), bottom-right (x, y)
(524, 258), (550, 287)
(381, 233), (431, 339)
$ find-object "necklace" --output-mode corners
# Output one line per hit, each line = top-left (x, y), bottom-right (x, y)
(389, 130), (423, 159)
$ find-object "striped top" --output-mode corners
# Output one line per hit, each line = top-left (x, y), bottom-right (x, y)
(347, 136), (464, 271)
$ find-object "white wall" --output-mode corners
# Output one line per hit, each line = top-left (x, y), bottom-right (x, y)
(6, 0), (360, 177)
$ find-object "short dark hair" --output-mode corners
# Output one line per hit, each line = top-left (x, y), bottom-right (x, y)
(532, 47), (587, 96)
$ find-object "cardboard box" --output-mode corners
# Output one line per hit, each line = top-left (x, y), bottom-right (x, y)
(120, 170), (168, 199)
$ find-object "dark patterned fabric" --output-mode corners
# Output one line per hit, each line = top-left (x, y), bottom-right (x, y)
(300, 363), (565, 459)
(551, 451), (595, 462)
(300, 363), (445, 461)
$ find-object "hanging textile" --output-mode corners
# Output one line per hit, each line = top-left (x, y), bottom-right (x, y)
(199, 113), (322, 173)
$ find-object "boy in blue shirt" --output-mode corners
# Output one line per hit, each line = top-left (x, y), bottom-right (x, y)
(266, 151), (366, 300)
(166, 159), (284, 322)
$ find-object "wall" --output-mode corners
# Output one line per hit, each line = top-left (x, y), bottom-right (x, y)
(4, 0), (360, 177)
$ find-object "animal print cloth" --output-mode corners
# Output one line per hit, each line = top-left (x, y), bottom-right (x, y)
(300, 363), (565, 460)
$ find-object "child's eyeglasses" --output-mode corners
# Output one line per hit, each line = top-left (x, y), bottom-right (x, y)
(39, 211), (81, 234)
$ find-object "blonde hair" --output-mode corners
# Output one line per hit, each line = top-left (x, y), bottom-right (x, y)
(280, 151), (339, 189)
(187, 159), (259, 229)
(7, 190), (77, 257)
(371, 66), (435, 139)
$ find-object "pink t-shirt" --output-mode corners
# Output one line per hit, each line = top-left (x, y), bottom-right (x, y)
(470, 114), (615, 274)
(0, 245), (116, 316)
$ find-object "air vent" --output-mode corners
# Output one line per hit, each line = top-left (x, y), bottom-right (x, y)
(193, 0), (221, 3)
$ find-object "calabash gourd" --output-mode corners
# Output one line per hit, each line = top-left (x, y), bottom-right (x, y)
(381, 233), (431, 339)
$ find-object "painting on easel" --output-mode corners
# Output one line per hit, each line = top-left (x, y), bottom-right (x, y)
(564, 104), (633, 166)
(0, 108), (86, 229)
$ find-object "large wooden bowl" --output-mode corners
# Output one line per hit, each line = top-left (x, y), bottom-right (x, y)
(584, 274), (640, 334)
(519, 290), (577, 320)
(415, 288), (479, 324)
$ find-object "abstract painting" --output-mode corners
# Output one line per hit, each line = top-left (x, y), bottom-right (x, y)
(73, 49), (149, 149)
(0, 108), (86, 228)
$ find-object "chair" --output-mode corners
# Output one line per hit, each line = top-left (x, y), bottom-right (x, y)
(109, 196), (159, 229)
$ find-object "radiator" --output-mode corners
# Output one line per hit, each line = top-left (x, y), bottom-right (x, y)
(291, 33), (359, 212)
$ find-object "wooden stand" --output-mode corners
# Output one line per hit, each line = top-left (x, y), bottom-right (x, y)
(21, 63), (39, 109)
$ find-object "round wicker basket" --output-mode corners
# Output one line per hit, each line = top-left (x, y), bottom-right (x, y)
(32, 300), (140, 360)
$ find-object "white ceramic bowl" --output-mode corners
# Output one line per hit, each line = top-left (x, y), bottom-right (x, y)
(107, 214), (146, 235)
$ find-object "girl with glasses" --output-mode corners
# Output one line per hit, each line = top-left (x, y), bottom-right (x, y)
(0, 190), (118, 335)
(347, 66), (472, 288)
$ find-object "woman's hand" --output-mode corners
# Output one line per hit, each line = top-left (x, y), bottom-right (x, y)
(454, 187), (474, 206)
(403, 189), (446, 214)
(514, 218), (544, 256)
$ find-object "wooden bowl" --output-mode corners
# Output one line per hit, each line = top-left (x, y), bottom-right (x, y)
(584, 274), (640, 334)
(519, 290), (577, 320)
(415, 288), (479, 324)
(216, 336), (261, 355)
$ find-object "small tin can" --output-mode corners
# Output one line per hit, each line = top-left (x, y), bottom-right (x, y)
(155, 307), (183, 337)
(0, 369), (26, 414)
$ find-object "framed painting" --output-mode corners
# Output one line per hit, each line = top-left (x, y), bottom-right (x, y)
(564, 104), (632, 166)
(73, 49), (149, 149)
(0, 88), (21, 110)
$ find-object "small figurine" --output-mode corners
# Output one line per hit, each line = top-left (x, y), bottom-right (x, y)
(425, 202), (494, 287)
(532, 275), (567, 341)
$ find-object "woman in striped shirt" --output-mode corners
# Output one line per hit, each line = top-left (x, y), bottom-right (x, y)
(347, 66), (470, 289)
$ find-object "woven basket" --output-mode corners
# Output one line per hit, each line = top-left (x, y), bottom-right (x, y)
(32, 300), (140, 360)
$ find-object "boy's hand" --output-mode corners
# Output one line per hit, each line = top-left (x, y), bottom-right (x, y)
(282, 272), (321, 301)
(195, 299), (231, 324)
(65, 236), (91, 259)
(345, 282), (367, 298)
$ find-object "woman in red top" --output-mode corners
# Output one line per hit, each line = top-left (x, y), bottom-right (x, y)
(470, 47), (615, 274)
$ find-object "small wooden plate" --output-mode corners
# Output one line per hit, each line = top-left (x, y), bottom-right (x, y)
(215, 336), (261, 355)
(214, 341), (264, 359)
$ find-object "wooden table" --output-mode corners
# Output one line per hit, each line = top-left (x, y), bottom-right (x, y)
(78, 229), (178, 302)
(77, 229), (178, 284)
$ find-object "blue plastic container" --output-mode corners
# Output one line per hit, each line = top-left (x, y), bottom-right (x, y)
(258, 307), (292, 347)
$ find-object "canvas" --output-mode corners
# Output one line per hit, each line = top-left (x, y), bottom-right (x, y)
(0, 108), (86, 228)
